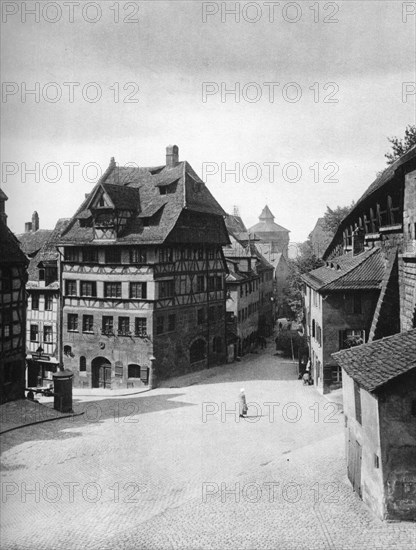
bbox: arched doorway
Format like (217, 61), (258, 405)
(91, 357), (111, 389)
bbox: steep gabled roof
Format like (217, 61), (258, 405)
(27, 219), (70, 282)
(17, 229), (53, 256)
(59, 157), (227, 246)
(332, 329), (416, 392)
(323, 145), (416, 260)
(0, 222), (28, 265)
(302, 247), (384, 292)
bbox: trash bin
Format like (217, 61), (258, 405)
(52, 370), (74, 413)
(140, 366), (149, 385)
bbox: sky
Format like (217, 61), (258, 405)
(1, 0), (415, 242)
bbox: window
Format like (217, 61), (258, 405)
(64, 345), (72, 356)
(45, 294), (53, 311)
(43, 326), (53, 343)
(354, 381), (362, 425)
(197, 275), (205, 292)
(340, 329), (365, 349)
(190, 339), (206, 363)
(353, 294), (362, 314)
(82, 315), (94, 333)
(168, 314), (176, 332)
(2, 311), (12, 338)
(130, 282), (147, 299)
(208, 306), (215, 323)
(104, 282), (122, 298)
(32, 293), (39, 310)
(30, 324), (39, 342)
(80, 356), (87, 372)
(208, 248), (215, 260)
(128, 364), (141, 378)
(197, 308), (205, 325)
(80, 281), (96, 297)
(65, 280), (77, 296)
(135, 317), (147, 336)
(156, 316), (164, 335)
(159, 248), (173, 263)
(374, 454), (379, 469)
(67, 314), (78, 331)
(118, 317), (130, 336)
(82, 247), (98, 263)
(159, 280), (174, 298)
(102, 316), (114, 335)
(312, 319), (316, 338)
(105, 247), (121, 264)
(64, 248), (80, 262)
(39, 269), (45, 281)
(130, 248), (147, 264)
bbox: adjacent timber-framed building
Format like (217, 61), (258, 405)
(0, 190), (28, 403)
(57, 146), (229, 389)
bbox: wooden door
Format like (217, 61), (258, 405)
(347, 433), (362, 498)
(99, 365), (111, 389)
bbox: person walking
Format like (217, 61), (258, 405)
(239, 388), (248, 418)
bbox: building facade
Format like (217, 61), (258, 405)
(0, 190), (28, 403)
(333, 329), (416, 521)
(18, 217), (70, 387)
(303, 146), (416, 394)
(57, 146), (229, 388)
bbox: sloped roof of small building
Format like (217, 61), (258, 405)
(332, 329), (416, 392)
(59, 157), (227, 245)
(302, 247), (384, 291)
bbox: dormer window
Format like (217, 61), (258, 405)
(39, 269), (45, 281)
(98, 196), (106, 207)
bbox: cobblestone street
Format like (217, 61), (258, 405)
(1, 343), (415, 549)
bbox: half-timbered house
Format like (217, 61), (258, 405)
(303, 145), (416, 394)
(0, 190), (28, 403)
(57, 146), (229, 389)
(18, 218), (70, 387)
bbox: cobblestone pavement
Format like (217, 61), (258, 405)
(1, 341), (415, 549)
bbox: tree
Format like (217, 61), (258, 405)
(385, 124), (416, 165)
(282, 238), (324, 320)
(321, 203), (354, 235)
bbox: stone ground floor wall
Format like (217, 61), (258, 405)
(62, 333), (153, 390)
(153, 303), (227, 379)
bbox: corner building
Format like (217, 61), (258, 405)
(58, 146), (229, 389)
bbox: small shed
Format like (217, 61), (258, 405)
(333, 329), (416, 521)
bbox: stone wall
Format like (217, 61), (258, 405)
(399, 169), (416, 331)
(378, 370), (416, 521)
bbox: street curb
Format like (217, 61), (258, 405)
(73, 388), (153, 397)
(0, 411), (85, 436)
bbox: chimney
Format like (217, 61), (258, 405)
(32, 211), (39, 232)
(25, 222), (33, 233)
(233, 205), (240, 217)
(352, 227), (365, 255)
(166, 145), (179, 167)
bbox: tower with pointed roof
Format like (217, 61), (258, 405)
(248, 206), (290, 258)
